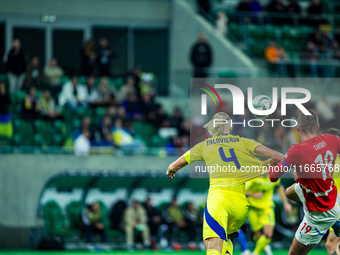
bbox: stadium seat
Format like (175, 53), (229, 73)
(247, 25), (264, 39)
(65, 201), (83, 232)
(97, 201), (111, 229)
(13, 119), (34, 146)
(42, 201), (67, 235)
(265, 25), (280, 40)
(34, 120), (54, 146)
(229, 23), (244, 41)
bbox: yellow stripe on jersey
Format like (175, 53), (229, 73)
(183, 134), (271, 188)
(333, 157), (340, 190)
(246, 176), (280, 209)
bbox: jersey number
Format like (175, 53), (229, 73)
(301, 223), (312, 234)
(314, 150), (334, 180)
(218, 147), (241, 169)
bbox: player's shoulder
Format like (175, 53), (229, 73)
(321, 133), (340, 143)
(286, 144), (302, 155)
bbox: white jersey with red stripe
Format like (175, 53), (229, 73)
(270, 134), (340, 212)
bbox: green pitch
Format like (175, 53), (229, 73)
(0, 250), (329, 255)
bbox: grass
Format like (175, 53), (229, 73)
(0, 249), (329, 255)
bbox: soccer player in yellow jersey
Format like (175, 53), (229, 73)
(166, 112), (284, 255)
(246, 175), (292, 255)
(325, 128), (340, 255)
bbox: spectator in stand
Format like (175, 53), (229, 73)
(307, 0), (326, 26)
(112, 119), (134, 148)
(190, 33), (213, 78)
(0, 81), (12, 139)
(97, 38), (115, 76)
(73, 116), (93, 140)
(285, 0), (301, 25)
(144, 198), (162, 243)
(236, 0), (252, 23)
(118, 76), (137, 102)
(104, 106), (118, 125)
(141, 93), (157, 123)
(97, 115), (113, 142)
(84, 75), (101, 106)
(216, 11), (228, 35)
(286, 0), (301, 14)
(25, 56), (43, 89)
(97, 76), (117, 106)
(22, 86), (39, 120)
(121, 93), (141, 120)
(307, 0), (322, 16)
(6, 39), (27, 93)
(215, 11), (228, 36)
(43, 58), (64, 100)
(266, 0), (286, 24)
(265, 41), (294, 77)
(59, 75), (87, 109)
(74, 128), (91, 156)
(115, 106), (126, 121)
(38, 89), (61, 120)
(170, 107), (184, 132)
(196, 0), (211, 21)
(179, 119), (190, 137)
(249, 0), (263, 23)
(81, 201), (109, 250)
(300, 41), (322, 77)
(308, 28), (332, 56)
(81, 39), (96, 76)
(122, 200), (151, 250)
(332, 41), (340, 62)
(184, 202), (202, 247)
(0, 81), (11, 114)
(153, 104), (169, 129)
(165, 198), (186, 248)
(127, 66), (142, 99)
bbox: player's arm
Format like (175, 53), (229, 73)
(166, 142), (204, 179)
(276, 185), (292, 213)
(245, 180), (264, 198)
(254, 145), (285, 164)
(166, 156), (188, 179)
(246, 190), (264, 199)
(270, 147), (296, 182)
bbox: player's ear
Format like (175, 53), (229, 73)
(297, 125), (300, 133)
(317, 124), (320, 132)
(229, 125), (232, 132)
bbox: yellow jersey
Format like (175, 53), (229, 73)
(333, 157), (340, 190)
(183, 134), (271, 189)
(246, 176), (280, 209)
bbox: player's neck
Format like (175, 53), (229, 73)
(299, 132), (317, 142)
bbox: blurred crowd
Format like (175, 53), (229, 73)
(0, 38), (190, 154)
(234, 0), (327, 26)
(81, 198), (202, 251)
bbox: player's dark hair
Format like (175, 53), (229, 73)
(326, 128), (340, 138)
(297, 109), (319, 134)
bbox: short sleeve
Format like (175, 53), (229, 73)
(183, 150), (191, 164)
(243, 138), (261, 155)
(184, 142), (204, 164)
(273, 178), (281, 187)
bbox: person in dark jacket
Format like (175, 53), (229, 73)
(25, 56), (43, 89)
(144, 198), (162, 239)
(0, 81), (11, 114)
(97, 38), (116, 76)
(190, 34), (213, 78)
(82, 201), (109, 250)
(6, 39), (27, 93)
